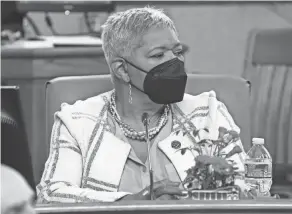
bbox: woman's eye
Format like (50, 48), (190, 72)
(151, 53), (164, 58)
(174, 50), (183, 56)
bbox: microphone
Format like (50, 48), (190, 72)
(142, 112), (149, 127)
(141, 113), (154, 200)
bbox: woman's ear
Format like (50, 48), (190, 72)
(111, 58), (130, 83)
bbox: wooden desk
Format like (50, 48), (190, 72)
(35, 200), (292, 214)
(1, 46), (109, 183)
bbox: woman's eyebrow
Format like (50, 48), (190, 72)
(148, 45), (167, 52)
(148, 42), (182, 52)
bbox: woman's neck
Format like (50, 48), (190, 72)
(114, 84), (163, 125)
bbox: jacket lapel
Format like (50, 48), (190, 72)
(159, 92), (221, 182)
(158, 131), (199, 181)
(82, 101), (131, 192)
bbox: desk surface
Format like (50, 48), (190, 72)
(35, 200), (292, 214)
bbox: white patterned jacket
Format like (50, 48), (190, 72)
(37, 90), (249, 203)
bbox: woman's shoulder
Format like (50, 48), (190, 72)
(179, 91), (216, 106)
(52, 91), (112, 149)
(183, 91), (214, 102)
(57, 90), (112, 117)
(174, 91), (221, 115)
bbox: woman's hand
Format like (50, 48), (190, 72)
(121, 179), (183, 200)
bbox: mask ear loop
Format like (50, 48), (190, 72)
(123, 58), (148, 74)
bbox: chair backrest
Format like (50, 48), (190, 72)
(43, 74), (251, 183)
(46, 74), (251, 150)
(243, 28), (292, 165)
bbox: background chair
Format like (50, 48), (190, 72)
(46, 74), (251, 148)
(243, 28), (292, 197)
(42, 74), (251, 182)
(243, 28), (292, 165)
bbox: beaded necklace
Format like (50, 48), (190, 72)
(108, 91), (169, 141)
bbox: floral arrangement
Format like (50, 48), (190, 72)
(179, 127), (243, 191)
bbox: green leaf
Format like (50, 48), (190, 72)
(181, 148), (187, 155)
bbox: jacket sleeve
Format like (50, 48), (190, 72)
(37, 116), (130, 203)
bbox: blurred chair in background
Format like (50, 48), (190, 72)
(45, 74), (251, 149)
(1, 86), (36, 192)
(243, 28), (292, 195)
(1, 87), (36, 213)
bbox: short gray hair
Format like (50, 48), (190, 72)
(101, 6), (177, 65)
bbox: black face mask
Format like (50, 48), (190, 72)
(125, 58), (188, 104)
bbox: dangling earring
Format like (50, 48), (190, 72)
(128, 84), (133, 104)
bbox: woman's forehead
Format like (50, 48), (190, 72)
(138, 27), (180, 51)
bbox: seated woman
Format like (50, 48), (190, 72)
(37, 7), (249, 203)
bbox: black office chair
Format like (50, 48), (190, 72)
(1, 86), (36, 192)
